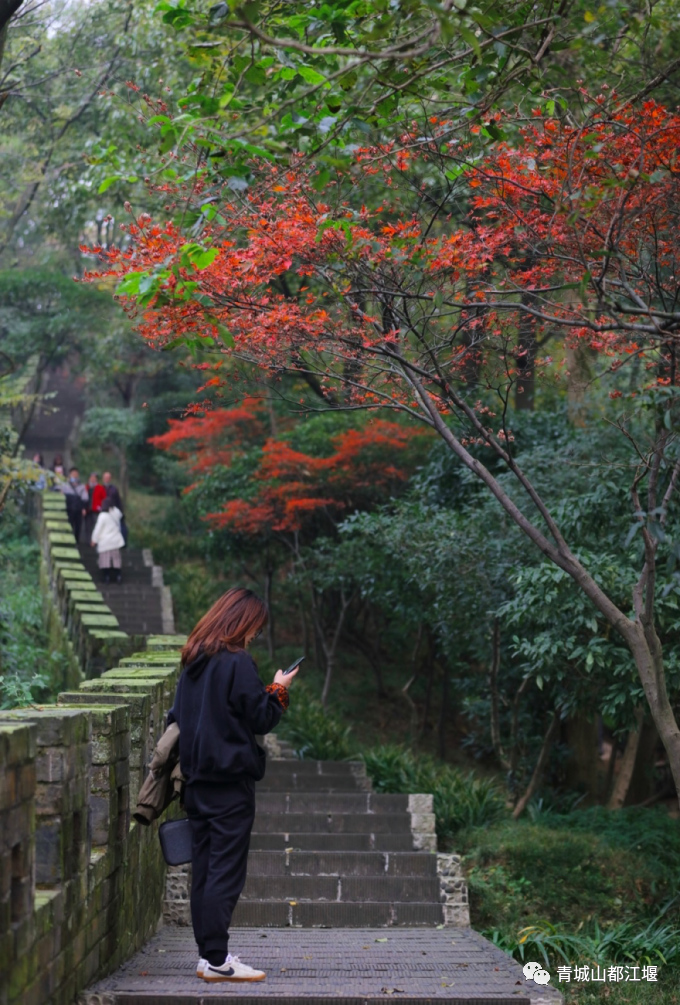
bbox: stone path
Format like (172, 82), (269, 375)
(80, 927), (562, 1004)
(78, 543), (174, 637)
(86, 749), (563, 1004)
(164, 757), (453, 929)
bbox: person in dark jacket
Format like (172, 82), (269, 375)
(167, 587), (298, 984)
(102, 470), (124, 510)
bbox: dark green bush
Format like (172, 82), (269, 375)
(0, 505), (64, 707)
(363, 744), (506, 838)
(279, 683), (355, 760)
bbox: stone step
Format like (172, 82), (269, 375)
(250, 833), (416, 852)
(264, 760), (367, 775)
(230, 901), (444, 927)
(253, 813), (413, 835)
(257, 778), (373, 792)
(240, 875), (442, 903)
(255, 793), (411, 813)
(81, 927), (549, 1005)
(248, 851), (437, 877)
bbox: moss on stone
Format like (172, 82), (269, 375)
(51, 546), (81, 560)
(146, 635), (188, 650)
(48, 532), (76, 545)
(59, 570), (93, 582)
(119, 653), (182, 666)
(80, 614), (119, 628)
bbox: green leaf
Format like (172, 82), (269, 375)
(98, 177), (119, 194)
(458, 25), (481, 59)
(298, 65), (327, 86)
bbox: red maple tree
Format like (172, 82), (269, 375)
(151, 402), (423, 536)
(84, 97), (680, 804)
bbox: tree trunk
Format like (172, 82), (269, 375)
(263, 562), (276, 660)
(114, 444), (128, 503)
(438, 666), (449, 761)
(607, 707), (644, 809)
(512, 712), (560, 819)
(489, 618), (510, 771)
(320, 588), (353, 708)
(602, 735), (619, 803)
(623, 622), (680, 812)
(395, 362), (680, 810)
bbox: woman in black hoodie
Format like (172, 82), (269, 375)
(167, 587), (298, 983)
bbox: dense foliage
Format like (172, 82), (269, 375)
(3, 2), (680, 997)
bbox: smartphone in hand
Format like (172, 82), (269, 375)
(283, 656), (305, 675)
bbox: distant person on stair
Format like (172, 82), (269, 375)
(90, 497), (125, 583)
(167, 589), (299, 984)
(85, 472), (106, 541)
(58, 467), (88, 541)
(102, 471), (124, 510)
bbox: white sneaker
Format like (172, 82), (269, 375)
(196, 958), (208, 978)
(202, 953), (266, 982)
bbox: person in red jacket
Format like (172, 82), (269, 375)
(85, 472), (106, 542)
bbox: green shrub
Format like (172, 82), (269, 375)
(362, 744), (506, 839)
(0, 505), (63, 707)
(486, 914), (680, 970)
(462, 817), (679, 936)
(279, 683), (355, 760)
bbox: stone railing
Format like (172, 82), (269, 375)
(38, 491), (141, 678)
(0, 637), (184, 1005)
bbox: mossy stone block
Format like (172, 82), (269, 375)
(74, 603), (112, 615)
(0, 722), (37, 763)
(90, 630), (129, 640)
(65, 581), (98, 593)
(51, 546), (81, 560)
(48, 532), (76, 545)
(146, 634), (187, 650)
(0, 708), (90, 746)
(102, 668), (176, 679)
(70, 590), (103, 602)
(119, 653), (181, 667)
(80, 613), (119, 628)
(58, 570), (93, 583)
(81, 679), (164, 702)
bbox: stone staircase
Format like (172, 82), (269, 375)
(167, 742), (469, 929)
(78, 543), (174, 637)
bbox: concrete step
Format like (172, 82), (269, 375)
(241, 876), (442, 903)
(256, 792), (411, 813)
(231, 900), (444, 927)
(81, 926), (549, 1004)
(253, 813), (413, 834)
(264, 761), (367, 776)
(248, 851), (437, 877)
(250, 833), (416, 852)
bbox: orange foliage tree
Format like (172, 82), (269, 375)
(150, 402), (424, 694)
(85, 98), (680, 803)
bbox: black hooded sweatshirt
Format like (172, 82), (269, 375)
(167, 649), (284, 783)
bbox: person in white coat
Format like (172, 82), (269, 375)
(91, 497), (125, 583)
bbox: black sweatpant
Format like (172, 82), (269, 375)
(184, 777), (256, 959)
(67, 507), (82, 543)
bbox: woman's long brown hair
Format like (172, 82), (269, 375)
(181, 587), (268, 666)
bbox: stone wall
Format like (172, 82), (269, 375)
(38, 492), (141, 678)
(0, 639), (184, 1005)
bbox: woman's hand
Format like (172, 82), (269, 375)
(274, 667), (299, 687)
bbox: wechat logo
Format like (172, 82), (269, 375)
(523, 962), (551, 985)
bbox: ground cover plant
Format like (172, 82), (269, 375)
(0, 503), (66, 707)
